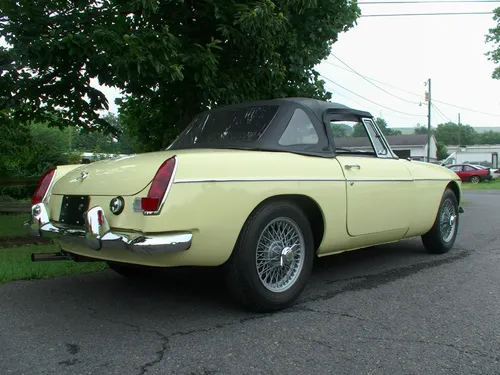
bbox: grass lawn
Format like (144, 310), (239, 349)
(0, 214), (30, 238)
(0, 243), (108, 284)
(461, 178), (500, 190)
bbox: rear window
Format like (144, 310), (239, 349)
(171, 105), (279, 148)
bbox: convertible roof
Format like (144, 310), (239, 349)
(211, 97), (373, 120)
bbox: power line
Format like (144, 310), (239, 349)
(325, 84), (424, 119)
(322, 58), (500, 117)
(432, 98), (500, 117)
(323, 60), (424, 98)
(360, 11), (494, 17)
(433, 103), (452, 123)
(329, 54), (421, 105)
(359, 1), (500, 4)
(319, 74), (426, 116)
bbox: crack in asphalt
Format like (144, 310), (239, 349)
(78, 250), (473, 375)
(357, 336), (500, 362)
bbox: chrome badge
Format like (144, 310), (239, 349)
(78, 171), (89, 181)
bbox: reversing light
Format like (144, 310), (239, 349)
(140, 156), (177, 213)
(31, 168), (56, 205)
(109, 196), (125, 215)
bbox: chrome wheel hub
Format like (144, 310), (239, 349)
(440, 200), (457, 243)
(255, 217), (305, 293)
(280, 246), (295, 267)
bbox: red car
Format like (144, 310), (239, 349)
(447, 164), (492, 184)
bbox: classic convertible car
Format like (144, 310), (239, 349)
(25, 98), (463, 312)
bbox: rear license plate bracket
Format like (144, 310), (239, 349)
(59, 195), (90, 226)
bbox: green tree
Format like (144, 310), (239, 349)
(434, 122), (478, 145)
(375, 117), (402, 136)
(478, 130), (500, 145)
(436, 141), (449, 160)
(0, 0), (361, 151)
(414, 125), (429, 135)
(486, 8), (500, 79)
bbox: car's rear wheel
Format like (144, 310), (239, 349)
(421, 188), (459, 254)
(470, 175), (480, 184)
(224, 200), (314, 312)
(107, 261), (153, 279)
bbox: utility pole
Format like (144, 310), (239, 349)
(425, 78), (432, 162)
(458, 113), (461, 149)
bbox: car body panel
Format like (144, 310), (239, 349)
(335, 156), (414, 236)
(29, 98), (462, 269)
(41, 148), (460, 267)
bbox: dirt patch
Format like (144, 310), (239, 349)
(0, 236), (52, 249)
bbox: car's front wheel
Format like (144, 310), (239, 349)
(421, 188), (459, 254)
(224, 200), (314, 312)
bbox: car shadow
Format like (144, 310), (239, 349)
(58, 238), (431, 315)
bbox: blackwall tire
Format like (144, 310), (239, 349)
(224, 200), (315, 312)
(421, 188), (459, 254)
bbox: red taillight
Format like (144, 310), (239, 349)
(141, 156), (176, 212)
(97, 210), (104, 226)
(31, 168), (56, 205)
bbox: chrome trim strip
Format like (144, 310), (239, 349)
(24, 203), (192, 255)
(413, 178), (459, 182)
(174, 177), (346, 183)
(346, 178), (414, 182)
(143, 155), (179, 216)
(175, 177), (457, 183)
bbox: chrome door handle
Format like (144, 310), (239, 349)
(345, 164), (361, 169)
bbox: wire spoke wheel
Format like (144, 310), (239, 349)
(440, 199), (457, 243)
(255, 217), (305, 293)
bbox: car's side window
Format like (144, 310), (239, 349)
(278, 109), (319, 146)
(362, 118), (390, 157)
(329, 118), (387, 157)
(463, 166), (476, 172)
(450, 166), (463, 172)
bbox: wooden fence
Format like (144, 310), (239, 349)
(0, 177), (40, 214)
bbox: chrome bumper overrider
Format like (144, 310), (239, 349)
(24, 203), (192, 255)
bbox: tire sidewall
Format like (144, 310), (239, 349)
(435, 190), (459, 250)
(236, 202), (314, 307)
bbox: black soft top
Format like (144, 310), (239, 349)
(168, 97), (374, 158)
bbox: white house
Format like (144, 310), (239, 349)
(385, 134), (438, 162)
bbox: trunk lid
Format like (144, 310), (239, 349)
(51, 151), (177, 196)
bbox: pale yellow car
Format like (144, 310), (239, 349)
(25, 98), (463, 312)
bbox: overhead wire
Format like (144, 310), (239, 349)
(321, 58), (500, 118)
(329, 54), (422, 105)
(360, 12), (494, 17)
(319, 74), (426, 117)
(358, 0), (500, 4)
(433, 103), (453, 123)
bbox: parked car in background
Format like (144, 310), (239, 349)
(471, 165), (500, 180)
(447, 164), (493, 183)
(25, 98), (464, 312)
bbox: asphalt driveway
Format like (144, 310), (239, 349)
(0, 190), (499, 375)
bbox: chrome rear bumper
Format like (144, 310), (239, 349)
(24, 203), (192, 255)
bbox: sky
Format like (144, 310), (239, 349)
(3, 1), (500, 130)
(316, 0), (500, 129)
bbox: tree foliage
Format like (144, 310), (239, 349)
(486, 7), (500, 79)
(434, 122), (478, 145)
(1, 0), (361, 151)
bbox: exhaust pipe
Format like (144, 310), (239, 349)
(31, 252), (73, 262)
